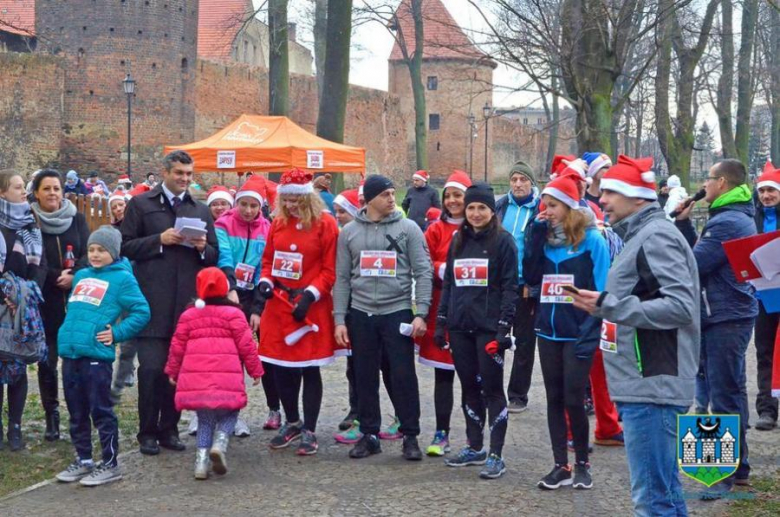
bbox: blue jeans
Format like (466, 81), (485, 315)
(702, 319), (753, 484)
(617, 402), (689, 517)
(694, 352), (709, 410)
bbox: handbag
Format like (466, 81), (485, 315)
(0, 272), (47, 364)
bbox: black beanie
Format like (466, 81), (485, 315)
(464, 182), (496, 212)
(363, 174), (394, 204)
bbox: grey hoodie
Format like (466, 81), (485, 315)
(593, 203), (700, 407)
(333, 208), (432, 325)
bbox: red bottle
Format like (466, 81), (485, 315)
(63, 245), (76, 269)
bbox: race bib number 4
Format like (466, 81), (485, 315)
(70, 278), (109, 307)
(453, 258), (488, 287)
(272, 251), (303, 280)
(600, 320), (618, 353)
(540, 274), (575, 304)
(360, 251), (397, 277)
(235, 262), (257, 289)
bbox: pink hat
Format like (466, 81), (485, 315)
(235, 181), (265, 205)
(542, 175), (582, 209)
(757, 161), (780, 191)
(444, 170), (472, 192)
(600, 155), (656, 200)
(278, 168), (314, 195)
(333, 189), (360, 217)
(207, 186), (234, 207)
(413, 170), (429, 182)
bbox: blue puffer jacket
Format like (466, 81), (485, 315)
(58, 258), (151, 362)
(496, 190), (540, 285)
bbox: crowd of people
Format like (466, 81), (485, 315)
(0, 149), (778, 517)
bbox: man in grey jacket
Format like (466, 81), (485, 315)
(570, 157), (700, 516)
(334, 174), (433, 461)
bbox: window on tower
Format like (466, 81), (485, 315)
(427, 76), (438, 90)
(429, 114), (440, 131)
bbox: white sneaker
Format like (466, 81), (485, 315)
(56, 460), (94, 483)
(79, 463), (122, 486)
(187, 414), (198, 436)
(234, 417), (251, 437)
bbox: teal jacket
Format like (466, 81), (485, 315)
(58, 258), (151, 362)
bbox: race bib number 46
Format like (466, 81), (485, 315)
(540, 274), (575, 304)
(70, 278), (109, 306)
(600, 320), (617, 353)
(453, 258), (488, 287)
(360, 251), (397, 277)
(272, 251), (303, 280)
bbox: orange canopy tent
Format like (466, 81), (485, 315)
(164, 115), (365, 174)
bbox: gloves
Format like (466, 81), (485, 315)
(292, 291), (316, 322)
(258, 281), (274, 300)
(487, 321), (513, 354)
(433, 315), (449, 350)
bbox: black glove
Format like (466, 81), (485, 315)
(495, 321), (513, 352)
(292, 291), (316, 322)
(434, 316), (449, 349)
(258, 281), (274, 300)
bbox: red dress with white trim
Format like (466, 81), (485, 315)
(258, 214), (340, 367)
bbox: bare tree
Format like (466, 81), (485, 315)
(316, 0), (353, 144)
(314, 0), (328, 102)
(269, 0), (290, 115)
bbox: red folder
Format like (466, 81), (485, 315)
(723, 230), (780, 283)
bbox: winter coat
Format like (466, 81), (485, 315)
(755, 203), (778, 234)
(57, 258), (150, 362)
(64, 180), (91, 197)
(120, 185), (219, 339)
(438, 225), (519, 334)
(165, 304), (264, 411)
(402, 185), (441, 229)
(333, 208), (433, 325)
(496, 190), (540, 285)
(594, 203), (700, 407)
(664, 186), (689, 219)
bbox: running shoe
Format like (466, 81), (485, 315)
(79, 463), (122, 486)
(538, 464), (572, 490)
(573, 461), (593, 489)
(334, 420), (363, 444)
(426, 430), (450, 456)
(263, 410), (282, 430)
(269, 422), (302, 449)
(56, 460), (94, 483)
(402, 436), (423, 461)
(445, 446), (487, 467)
(378, 417), (402, 440)
(349, 433), (382, 458)
(479, 454), (507, 479)
(339, 411), (358, 431)
(234, 417), (251, 437)
(507, 400), (528, 413)
(296, 430), (319, 456)
(594, 431), (624, 446)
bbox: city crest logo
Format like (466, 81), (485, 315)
(677, 414), (740, 487)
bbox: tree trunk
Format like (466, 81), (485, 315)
(314, 0), (328, 103)
(734, 0), (759, 164)
(716, 0), (736, 158)
(771, 7), (780, 164)
(407, 0), (428, 170)
(546, 85), (559, 174)
(268, 0), (289, 116)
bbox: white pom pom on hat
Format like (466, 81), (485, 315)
(640, 171), (656, 183)
(195, 299), (206, 309)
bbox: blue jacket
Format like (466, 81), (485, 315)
(496, 190), (540, 285)
(58, 258), (151, 362)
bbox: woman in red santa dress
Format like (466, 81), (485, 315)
(416, 170), (472, 457)
(257, 168), (339, 456)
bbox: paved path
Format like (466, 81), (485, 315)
(5, 345), (778, 516)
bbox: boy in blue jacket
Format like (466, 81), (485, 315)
(55, 226), (150, 487)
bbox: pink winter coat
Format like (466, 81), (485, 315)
(164, 304), (264, 411)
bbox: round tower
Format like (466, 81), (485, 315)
(35, 0), (199, 178)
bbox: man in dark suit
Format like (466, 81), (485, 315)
(121, 150), (218, 455)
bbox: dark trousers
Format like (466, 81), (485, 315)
(538, 337), (594, 465)
(507, 296), (537, 404)
(349, 309), (420, 436)
(62, 358), (119, 466)
(275, 366), (322, 432)
(434, 368), (455, 432)
(449, 331), (508, 456)
(136, 338), (180, 441)
(113, 340), (137, 390)
(346, 353), (396, 417)
(755, 305), (779, 420)
(0, 373), (28, 426)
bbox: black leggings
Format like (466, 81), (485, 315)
(449, 331), (507, 456)
(261, 362), (280, 412)
(434, 368), (454, 433)
(1, 373), (28, 426)
(538, 337), (594, 465)
(274, 366), (322, 432)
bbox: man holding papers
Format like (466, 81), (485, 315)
(121, 150), (218, 455)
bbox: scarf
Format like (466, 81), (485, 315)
(709, 184), (752, 210)
(0, 198), (43, 272)
(547, 208), (598, 248)
(31, 199), (78, 235)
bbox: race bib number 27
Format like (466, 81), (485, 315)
(70, 278), (109, 307)
(540, 274), (575, 304)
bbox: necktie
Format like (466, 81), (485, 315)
(172, 196), (182, 211)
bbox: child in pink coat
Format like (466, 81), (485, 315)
(165, 267), (264, 480)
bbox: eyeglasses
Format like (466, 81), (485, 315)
(706, 176), (722, 181)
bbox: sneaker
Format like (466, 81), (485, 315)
(584, 396), (595, 416)
(187, 414), (198, 436)
(349, 433), (382, 459)
(56, 460), (94, 483)
(402, 435), (423, 461)
(507, 400), (528, 413)
(567, 440), (594, 453)
(426, 430), (451, 456)
(339, 411), (358, 431)
(334, 421), (363, 444)
(573, 462), (593, 489)
(755, 413), (777, 431)
(263, 410), (282, 431)
(234, 417), (251, 437)
(269, 422), (302, 449)
(378, 417), (402, 440)
(594, 432), (624, 446)
(123, 373), (135, 387)
(296, 430), (318, 456)
(538, 464), (573, 490)
(445, 446), (488, 467)
(79, 463), (122, 486)
(479, 453), (507, 479)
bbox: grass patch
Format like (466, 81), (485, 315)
(726, 470), (780, 516)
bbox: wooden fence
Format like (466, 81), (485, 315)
(67, 194), (112, 232)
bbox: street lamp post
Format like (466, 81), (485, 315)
(468, 114), (475, 179)
(483, 101), (492, 182)
(123, 73), (136, 182)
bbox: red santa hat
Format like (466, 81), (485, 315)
(757, 161), (780, 191)
(333, 189), (360, 218)
(542, 175), (582, 210)
(426, 207), (442, 222)
(207, 185), (235, 207)
(600, 155), (657, 200)
(278, 168), (314, 195)
(413, 170), (429, 183)
(235, 181), (265, 205)
(272, 291), (320, 346)
(194, 267), (230, 309)
(117, 174), (132, 185)
(108, 193), (126, 206)
(444, 170), (472, 192)
(128, 183), (151, 197)
(552, 157), (591, 185)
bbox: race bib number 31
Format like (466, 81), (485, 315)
(600, 320), (617, 353)
(540, 274), (575, 304)
(453, 258), (488, 287)
(70, 278), (109, 306)
(360, 251), (397, 277)
(272, 251), (303, 280)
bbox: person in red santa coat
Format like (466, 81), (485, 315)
(256, 168), (339, 456)
(416, 170), (471, 457)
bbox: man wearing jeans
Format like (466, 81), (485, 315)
(571, 156), (700, 516)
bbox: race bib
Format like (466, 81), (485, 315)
(453, 258), (488, 287)
(540, 274), (575, 304)
(600, 320), (617, 353)
(272, 251), (303, 280)
(360, 251), (397, 277)
(235, 262), (257, 290)
(70, 278), (109, 307)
